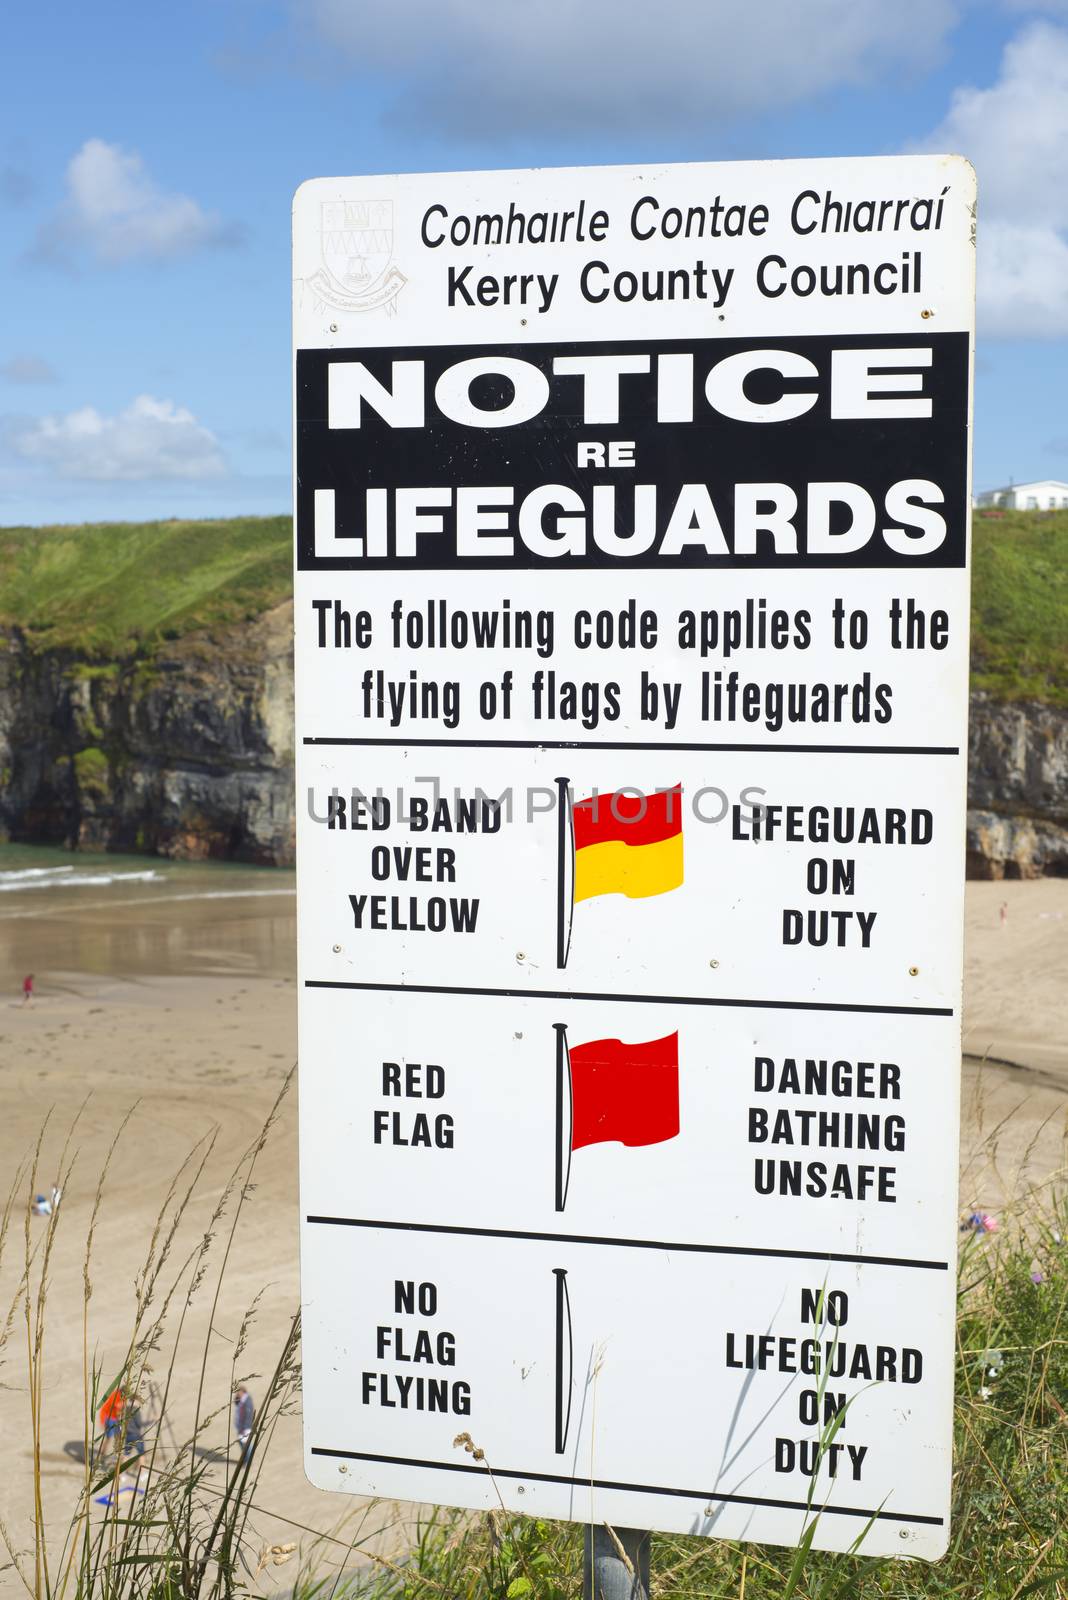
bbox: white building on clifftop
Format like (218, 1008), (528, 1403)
(975, 479), (1068, 510)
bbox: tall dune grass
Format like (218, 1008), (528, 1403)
(1, 1081), (309, 1597)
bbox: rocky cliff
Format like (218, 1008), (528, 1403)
(0, 607), (1065, 875)
(967, 693), (1068, 878)
(0, 602), (295, 865)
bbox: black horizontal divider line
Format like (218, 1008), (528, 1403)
(304, 978), (953, 1018)
(308, 1447), (944, 1526)
(304, 1214), (948, 1272)
(302, 736), (959, 755)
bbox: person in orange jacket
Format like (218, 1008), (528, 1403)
(98, 1387), (146, 1468)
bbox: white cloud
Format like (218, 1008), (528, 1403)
(925, 23), (1068, 225)
(918, 21), (1068, 334)
(1, 354), (58, 384)
(35, 139), (242, 265)
(978, 219), (1068, 335)
(9, 395), (227, 481)
(299, 0), (960, 133)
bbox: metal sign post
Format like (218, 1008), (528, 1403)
(294, 154), (975, 1563)
(585, 1526), (650, 1600)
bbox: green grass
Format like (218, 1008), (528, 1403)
(0, 512), (1066, 707)
(0, 517), (292, 657)
(971, 512), (1068, 708)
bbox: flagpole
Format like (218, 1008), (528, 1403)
(554, 776), (573, 970)
(553, 1022), (572, 1212)
(552, 1267), (572, 1456)
(550, 781), (649, 1600)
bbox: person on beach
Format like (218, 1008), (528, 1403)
(99, 1387), (125, 1457)
(21, 974), (34, 1004)
(99, 1387), (146, 1474)
(233, 1386), (254, 1463)
(31, 1185), (61, 1217)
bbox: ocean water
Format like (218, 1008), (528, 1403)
(0, 843), (296, 984)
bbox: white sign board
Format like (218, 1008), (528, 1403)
(294, 156), (974, 1560)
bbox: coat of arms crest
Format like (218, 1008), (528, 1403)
(307, 200), (407, 315)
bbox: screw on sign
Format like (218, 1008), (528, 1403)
(293, 154), (975, 1576)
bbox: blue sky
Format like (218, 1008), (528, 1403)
(2, 0), (1067, 525)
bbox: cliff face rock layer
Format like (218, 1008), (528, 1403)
(0, 603), (295, 866)
(967, 693), (1068, 878)
(0, 611), (1065, 876)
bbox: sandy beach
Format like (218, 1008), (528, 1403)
(0, 849), (1064, 1583)
(0, 851), (395, 1583)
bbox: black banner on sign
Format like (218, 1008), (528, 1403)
(295, 332), (968, 571)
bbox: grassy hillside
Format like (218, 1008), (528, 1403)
(0, 515), (291, 655)
(0, 512), (1065, 703)
(971, 510), (1068, 706)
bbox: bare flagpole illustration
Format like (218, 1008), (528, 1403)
(552, 1268), (573, 1456)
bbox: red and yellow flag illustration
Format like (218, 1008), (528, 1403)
(572, 784), (683, 903)
(569, 1030), (680, 1150)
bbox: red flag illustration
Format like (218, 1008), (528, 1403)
(570, 1032), (680, 1149)
(553, 1024), (679, 1210)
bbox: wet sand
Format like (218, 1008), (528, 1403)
(0, 850), (1064, 1578)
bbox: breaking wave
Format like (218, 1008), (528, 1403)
(0, 866), (165, 893)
